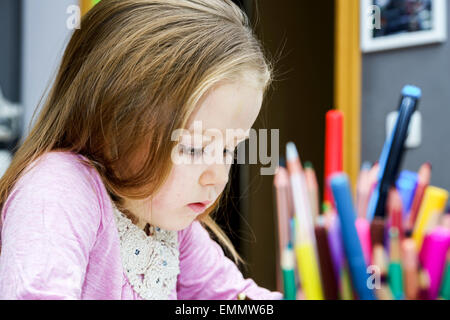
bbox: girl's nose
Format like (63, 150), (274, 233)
(199, 163), (229, 187)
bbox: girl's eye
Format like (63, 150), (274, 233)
(179, 144), (237, 161)
(179, 144), (203, 157)
(223, 148), (238, 164)
(223, 148), (238, 161)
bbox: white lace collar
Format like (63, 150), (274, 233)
(112, 204), (180, 300)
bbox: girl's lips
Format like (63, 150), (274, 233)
(187, 201), (210, 214)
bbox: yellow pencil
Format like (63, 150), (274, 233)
(286, 142), (323, 300)
(295, 243), (323, 299)
(412, 186), (448, 249)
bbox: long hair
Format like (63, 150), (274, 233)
(0, 0), (272, 264)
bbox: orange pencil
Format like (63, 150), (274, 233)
(304, 162), (320, 222)
(402, 239), (419, 300)
(356, 162), (372, 218)
(406, 163), (432, 234)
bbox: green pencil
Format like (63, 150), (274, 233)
(439, 251), (450, 300)
(388, 228), (404, 300)
(282, 244), (297, 300)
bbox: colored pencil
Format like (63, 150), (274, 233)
(324, 110), (343, 207)
(388, 228), (404, 299)
(330, 173), (375, 300)
(402, 238), (419, 300)
(356, 162), (372, 219)
(286, 142), (323, 300)
(281, 244), (297, 300)
(388, 187), (404, 242)
(274, 166), (292, 292)
(412, 186), (449, 249)
(315, 219), (339, 300)
(305, 162), (320, 222)
(406, 163), (432, 233)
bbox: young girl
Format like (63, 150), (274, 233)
(0, 0), (282, 300)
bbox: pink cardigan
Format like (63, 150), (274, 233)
(0, 151), (282, 300)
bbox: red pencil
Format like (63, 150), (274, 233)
(406, 163), (432, 234)
(324, 110), (343, 207)
(388, 187), (404, 242)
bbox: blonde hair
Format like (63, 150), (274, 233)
(0, 0), (272, 264)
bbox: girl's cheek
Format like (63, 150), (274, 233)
(175, 164), (203, 185)
(151, 178), (186, 208)
(153, 165), (202, 209)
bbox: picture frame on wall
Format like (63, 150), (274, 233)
(361, 0), (447, 52)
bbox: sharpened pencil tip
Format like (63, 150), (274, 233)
(286, 142), (298, 161)
(304, 161), (313, 169)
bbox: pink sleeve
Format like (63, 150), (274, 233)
(176, 220), (282, 300)
(0, 155), (102, 299)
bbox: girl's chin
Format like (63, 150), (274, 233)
(157, 215), (197, 232)
(152, 207), (204, 232)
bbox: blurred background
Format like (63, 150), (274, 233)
(1, 0), (449, 291)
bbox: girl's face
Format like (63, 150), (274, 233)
(124, 80), (263, 231)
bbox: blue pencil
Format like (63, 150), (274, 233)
(330, 173), (376, 300)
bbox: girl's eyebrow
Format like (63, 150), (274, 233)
(186, 128), (250, 140)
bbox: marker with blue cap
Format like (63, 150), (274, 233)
(367, 85), (422, 221)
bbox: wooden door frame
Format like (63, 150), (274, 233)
(334, 0), (361, 188)
(80, 0), (96, 16)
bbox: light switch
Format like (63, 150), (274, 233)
(386, 111), (422, 149)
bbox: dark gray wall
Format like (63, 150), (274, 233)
(0, 0), (22, 103)
(362, 4), (450, 205)
(0, 0), (22, 150)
